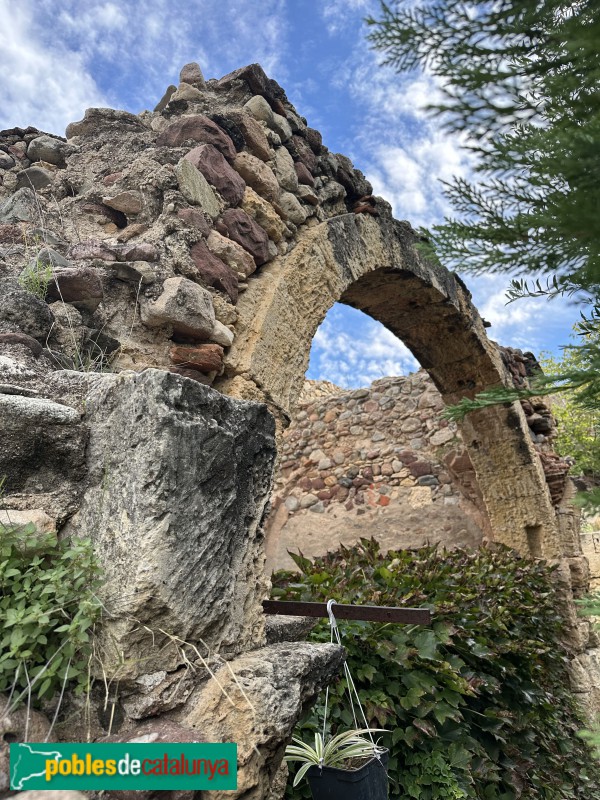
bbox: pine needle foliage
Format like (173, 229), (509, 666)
(366, 0), (600, 446)
(366, 0), (600, 284)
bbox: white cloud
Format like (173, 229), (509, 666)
(467, 273), (581, 354)
(0, 0), (107, 133)
(0, 0), (288, 134)
(309, 307), (419, 387)
(321, 0), (375, 35)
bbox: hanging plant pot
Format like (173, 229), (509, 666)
(306, 748), (389, 800)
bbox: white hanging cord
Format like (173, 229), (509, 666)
(320, 599), (337, 763)
(322, 600), (381, 760)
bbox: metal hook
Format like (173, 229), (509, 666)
(326, 598), (338, 630)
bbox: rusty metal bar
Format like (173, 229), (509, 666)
(262, 600), (431, 625)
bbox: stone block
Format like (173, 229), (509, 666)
(190, 240), (238, 302)
(185, 143), (246, 207)
(68, 370), (276, 679)
(207, 230), (256, 278)
(140, 276), (215, 339)
(233, 151), (280, 203)
(46, 267), (104, 311)
(219, 208), (270, 266)
(170, 343), (224, 373)
(241, 186), (286, 243)
(157, 115), (236, 161)
(175, 158), (221, 219)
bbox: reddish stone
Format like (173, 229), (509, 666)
(292, 135), (318, 174)
(190, 240), (238, 303)
(305, 127), (323, 154)
(8, 142), (27, 159)
(272, 98), (287, 117)
(311, 478), (326, 490)
(46, 267), (103, 310)
(70, 240), (118, 261)
(225, 111), (272, 162)
(317, 490), (332, 501)
(156, 115), (236, 161)
(397, 450), (417, 464)
(219, 208), (270, 266)
(169, 366), (213, 385)
(378, 494), (391, 507)
(185, 144), (245, 206)
(177, 207), (212, 237)
(180, 62), (206, 88)
(217, 63), (270, 95)
(0, 331), (43, 357)
(217, 63), (285, 106)
(103, 172), (123, 186)
(119, 241), (158, 262)
(298, 477), (312, 491)
(170, 343), (224, 372)
(409, 460), (434, 478)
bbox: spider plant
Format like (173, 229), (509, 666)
(284, 728), (388, 787)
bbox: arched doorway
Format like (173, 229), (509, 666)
(215, 211), (560, 558)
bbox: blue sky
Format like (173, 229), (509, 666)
(0, 0), (582, 388)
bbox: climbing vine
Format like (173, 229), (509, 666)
(272, 540), (600, 799)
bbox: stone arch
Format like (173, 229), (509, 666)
(216, 210), (561, 558)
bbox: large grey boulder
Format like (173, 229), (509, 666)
(27, 135), (68, 167)
(0, 391), (87, 522)
(67, 369), (276, 680)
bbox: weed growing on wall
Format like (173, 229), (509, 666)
(0, 521), (101, 708)
(18, 259), (53, 300)
(272, 540), (600, 799)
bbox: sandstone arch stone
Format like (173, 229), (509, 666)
(215, 211), (560, 557)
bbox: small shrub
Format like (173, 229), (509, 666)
(272, 539), (600, 799)
(0, 521), (102, 706)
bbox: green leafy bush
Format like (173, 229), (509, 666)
(0, 521), (101, 706)
(272, 540), (600, 799)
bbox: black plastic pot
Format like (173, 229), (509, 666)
(306, 748), (389, 800)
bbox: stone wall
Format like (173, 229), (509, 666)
(266, 361), (573, 571)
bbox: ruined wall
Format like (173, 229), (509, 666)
(267, 358), (572, 572)
(0, 60), (597, 793)
(0, 61), (563, 560)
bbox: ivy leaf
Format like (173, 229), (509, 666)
(412, 718), (437, 738)
(413, 630), (439, 660)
